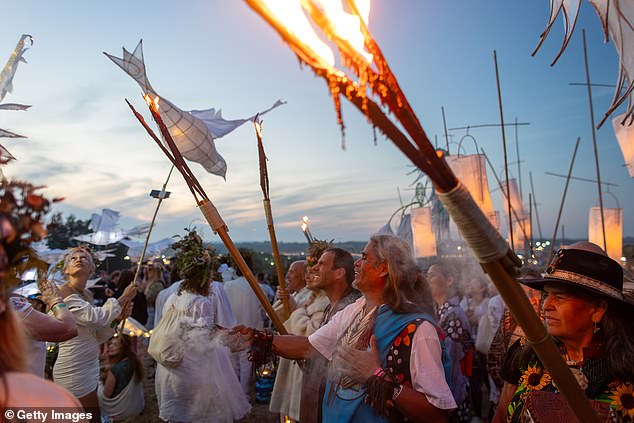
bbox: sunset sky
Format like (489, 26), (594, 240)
(1, 1), (631, 245)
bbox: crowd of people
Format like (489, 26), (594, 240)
(1, 180), (634, 422)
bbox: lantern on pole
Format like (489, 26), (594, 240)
(502, 178), (531, 252)
(588, 193), (622, 262)
(410, 206), (437, 258)
(445, 135), (497, 230)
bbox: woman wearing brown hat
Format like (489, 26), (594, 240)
(493, 242), (634, 422)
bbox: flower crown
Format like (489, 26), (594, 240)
(307, 238), (335, 267)
(172, 228), (215, 288)
(0, 178), (62, 288)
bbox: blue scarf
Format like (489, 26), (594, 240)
(322, 305), (442, 423)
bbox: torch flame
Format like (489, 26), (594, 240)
(313, 0), (372, 63)
(260, 0), (335, 66)
(258, 0), (372, 67)
(144, 93), (160, 112)
(254, 120), (263, 138)
(302, 216), (309, 223)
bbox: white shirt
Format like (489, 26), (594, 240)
(308, 297), (457, 410)
(9, 296), (46, 377)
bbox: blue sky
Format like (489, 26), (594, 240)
(1, 1), (631, 244)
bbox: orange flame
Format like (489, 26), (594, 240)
(258, 0), (372, 67)
(254, 120), (263, 138)
(301, 216), (309, 232)
(144, 94), (160, 112)
(260, 0), (334, 65)
(315, 0), (372, 63)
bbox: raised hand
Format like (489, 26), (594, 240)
(227, 325), (256, 352)
(119, 283), (137, 304)
(39, 279), (63, 310)
(333, 334), (381, 383)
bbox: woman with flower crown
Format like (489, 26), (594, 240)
(493, 242), (634, 423)
(153, 229), (250, 423)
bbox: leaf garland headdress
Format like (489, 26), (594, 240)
(307, 238), (335, 268)
(172, 228), (215, 288)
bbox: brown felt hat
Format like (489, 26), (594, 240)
(520, 243), (624, 302)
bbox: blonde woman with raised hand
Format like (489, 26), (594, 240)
(53, 246), (136, 422)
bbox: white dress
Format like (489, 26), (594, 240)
(223, 276), (265, 394)
(155, 290), (250, 423)
(53, 294), (121, 398)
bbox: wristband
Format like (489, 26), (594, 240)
(373, 367), (385, 378)
(51, 302), (67, 314)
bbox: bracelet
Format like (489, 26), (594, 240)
(248, 329), (275, 368)
(48, 299), (63, 309)
(373, 367), (385, 378)
(391, 383), (404, 401)
(51, 302), (67, 314)
(365, 371), (399, 416)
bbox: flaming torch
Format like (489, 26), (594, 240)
(243, 1), (597, 420)
(254, 117), (290, 320)
(127, 94), (287, 335)
(300, 215), (314, 243)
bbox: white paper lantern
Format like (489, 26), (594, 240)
(588, 207), (622, 262)
(410, 207), (436, 258)
(446, 154), (497, 228)
(501, 179), (531, 251)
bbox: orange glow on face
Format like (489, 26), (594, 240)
(258, 0), (372, 67)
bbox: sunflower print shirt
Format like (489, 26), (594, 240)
(500, 339), (634, 422)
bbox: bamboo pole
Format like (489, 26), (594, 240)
(264, 200), (289, 319)
(481, 149), (531, 243)
(494, 51), (514, 252)
(202, 200), (287, 334)
(254, 118), (290, 319)
(441, 106), (450, 152)
(529, 172), (544, 239)
(515, 117), (523, 199)
(582, 30), (607, 252)
(132, 165), (175, 286)
(548, 137), (581, 264)
(529, 193), (533, 259)
(126, 99), (287, 335)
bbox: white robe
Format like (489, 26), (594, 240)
(269, 290), (329, 420)
(223, 276), (266, 394)
(155, 291), (250, 423)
